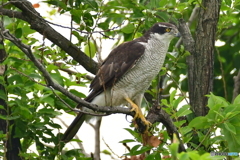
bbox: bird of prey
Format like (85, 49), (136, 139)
(62, 22), (180, 142)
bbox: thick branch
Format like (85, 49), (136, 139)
(146, 103), (186, 152)
(175, 5), (199, 48)
(0, 0), (98, 74)
(2, 29), (132, 116)
(178, 19), (195, 54)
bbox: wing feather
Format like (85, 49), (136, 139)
(85, 38), (146, 102)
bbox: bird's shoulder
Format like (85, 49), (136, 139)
(104, 37), (147, 64)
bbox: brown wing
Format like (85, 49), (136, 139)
(85, 38), (146, 102)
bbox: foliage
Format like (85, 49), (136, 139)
(1, 0), (240, 159)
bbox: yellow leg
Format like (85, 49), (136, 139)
(125, 97), (151, 132)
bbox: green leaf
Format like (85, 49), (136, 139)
(0, 90), (7, 101)
(145, 154), (155, 160)
(188, 151), (201, 160)
(69, 89), (86, 98)
(71, 31), (86, 43)
(176, 105), (192, 117)
(233, 94), (240, 104)
(205, 104), (223, 121)
(225, 0), (232, 7)
(8, 74), (23, 85)
(121, 23), (135, 34)
(119, 139), (136, 143)
(223, 104), (240, 119)
(15, 28), (22, 38)
(0, 114), (8, 120)
(41, 96), (55, 107)
(166, 53), (176, 60)
(169, 90), (177, 107)
(179, 126), (192, 135)
(131, 146), (152, 155)
(83, 12), (94, 27)
(128, 144), (141, 155)
(174, 120), (186, 128)
(221, 123), (240, 151)
(84, 41), (96, 58)
(0, 105), (5, 110)
(0, 44), (4, 49)
(182, 134), (192, 143)
(83, 0), (98, 9)
(155, 12), (170, 22)
(188, 116), (210, 129)
(169, 134), (180, 159)
(159, 0), (168, 6)
(224, 122), (236, 135)
(50, 72), (64, 86)
(178, 152), (189, 160)
(15, 120), (28, 137)
(177, 63), (187, 69)
(19, 106), (33, 119)
(101, 150), (111, 155)
(98, 22), (109, 30)
(173, 96), (184, 110)
(169, 142), (179, 159)
(207, 93), (229, 108)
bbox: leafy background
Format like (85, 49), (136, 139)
(1, 0), (240, 160)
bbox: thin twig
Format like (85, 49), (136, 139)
(102, 138), (120, 160)
(166, 72), (189, 105)
(216, 48), (228, 99)
(194, 128), (212, 150)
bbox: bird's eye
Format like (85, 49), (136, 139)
(165, 28), (171, 32)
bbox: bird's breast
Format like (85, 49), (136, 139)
(111, 39), (169, 105)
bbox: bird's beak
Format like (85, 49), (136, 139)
(175, 32), (181, 37)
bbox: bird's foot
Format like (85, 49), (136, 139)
(125, 98), (152, 133)
(134, 114), (152, 133)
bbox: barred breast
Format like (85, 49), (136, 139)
(110, 34), (170, 106)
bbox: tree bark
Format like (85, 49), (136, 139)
(0, 39), (22, 160)
(187, 0), (221, 116)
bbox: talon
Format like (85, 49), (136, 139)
(125, 97), (152, 133)
(130, 105), (140, 121)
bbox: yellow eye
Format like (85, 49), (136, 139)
(166, 28), (171, 32)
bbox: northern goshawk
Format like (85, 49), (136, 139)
(62, 22), (180, 142)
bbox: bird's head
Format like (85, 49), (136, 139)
(145, 22), (181, 41)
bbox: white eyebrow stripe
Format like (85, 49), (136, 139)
(158, 23), (175, 28)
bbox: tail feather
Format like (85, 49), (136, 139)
(61, 112), (86, 143)
(61, 92), (103, 142)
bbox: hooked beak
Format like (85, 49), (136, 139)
(175, 32), (181, 37)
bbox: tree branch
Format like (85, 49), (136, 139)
(2, 29), (132, 116)
(0, 0), (98, 74)
(178, 19), (195, 54)
(175, 5), (199, 48)
(146, 103), (186, 152)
